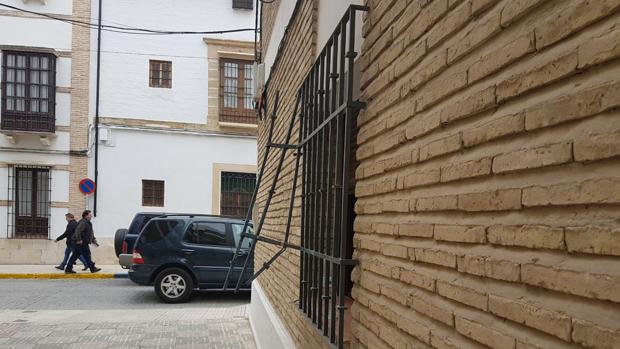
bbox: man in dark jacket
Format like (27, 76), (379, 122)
(65, 210), (101, 274)
(54, 213), (88, 270)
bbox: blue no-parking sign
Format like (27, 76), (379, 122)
(79, 178), (96, 195)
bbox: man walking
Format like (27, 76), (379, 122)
(65, 210), (101, 274)
(54, 213), (88, 271)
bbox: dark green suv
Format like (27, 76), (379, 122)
(128, 215), (254, 303)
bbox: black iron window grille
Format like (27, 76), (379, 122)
(142, 180), (165, 207)
(149, 60), (172, 88)
(232, 0), (253, 10)
(219, 58), (257, 124)
(223, 6), (368, 349)
(221, 172), (257, 217)
(1, 51), (56, 133)
(7, 165), (52, 239)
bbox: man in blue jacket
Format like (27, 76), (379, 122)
(54, 213), (88, 271)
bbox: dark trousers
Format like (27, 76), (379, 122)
(59, 243), (88, 268)
(66, 243), (95, 272)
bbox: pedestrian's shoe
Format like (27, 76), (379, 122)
(90, 267), (101, 273)
(65, 270), (76, 274)
(54, 266), (64, 270)
(82, 266), (89, 271)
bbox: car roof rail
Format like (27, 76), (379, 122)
(150, 213), (252, 220)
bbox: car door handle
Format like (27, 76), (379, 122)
(181, 249), (195, 254)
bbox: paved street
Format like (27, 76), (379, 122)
(0, 279), (256, 349)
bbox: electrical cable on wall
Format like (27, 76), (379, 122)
(0, 3), (255, 35)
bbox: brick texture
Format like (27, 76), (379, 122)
(258, 0), (620, 349)
(69, 0), (91, 215)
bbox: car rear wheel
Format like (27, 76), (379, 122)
(154, 268), (194, 303)
(114, 229), (128, 257)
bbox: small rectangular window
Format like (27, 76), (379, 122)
(184, 222), (231, 247)
(142, 180), (164, 207)
(232, 0), (253, 10)
(149, 60), (172, 88)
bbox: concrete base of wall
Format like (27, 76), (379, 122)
(0, 238), (117, 265)
(249, 281), (296, 349)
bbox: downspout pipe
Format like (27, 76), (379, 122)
(94, 0), (102, 216)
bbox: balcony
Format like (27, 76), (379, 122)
(1, 113), (55, 134)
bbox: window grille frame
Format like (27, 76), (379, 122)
(149, 60), (172, 88)
(219, 58), (257, 124)
(222, 6), (368, 349)
(7, 165), (52, 239)
(142, 179), (165, 207)
(220, 171), (257, 218)
(1, 51), (56, 133)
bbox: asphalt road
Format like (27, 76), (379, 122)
(0, 279), (250, 310)
(0, 279), (255, 349)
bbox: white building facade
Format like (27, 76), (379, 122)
(0, 0), (92, 263)
(88, 0), (258, 239)
(0, 0), (258, 264)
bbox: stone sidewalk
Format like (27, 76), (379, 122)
(0, 265), (127, 279)
(0, 318), (256, 349)
(0, 304), (255, 349)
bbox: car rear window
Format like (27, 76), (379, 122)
(231, 223), (254, 249)
(140, 220), (180, 243)
(128, 214), (159, 235)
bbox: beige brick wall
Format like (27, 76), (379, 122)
(255, 1), (330, 348)
(259, 0), (282, 58)
(259, 0), (620, 349)
(351, 0), (620, 349)
(68, 0), (91, 216)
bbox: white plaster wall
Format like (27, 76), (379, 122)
(51, 170), (69, 203)
(250, 282), (297, 349)
(317, 0), (364, 59)
(88, 0), (255, 124)
(1, 0), (73, 16)
(264, 0), (297, 81)
(56, 58), (71, 88)
(50, 208), (66, 239)
(0, 131), (69, 151)
(0, 167), (7, 201)
(0, 151), (69, 167)
(0, 207), (7, 238)
(92, 128), (257, 237)
(264, 0), (364, 81)
(0, 17), (71, 51)
(55, 93), (71, 127)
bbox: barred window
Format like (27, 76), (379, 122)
(7, 166), (51, 239)
(232, 0), (253, 10)
(220, 172), (256, 217)
(149, 60), (172, 88)
(142, 180), (165, 207)
(1, 51), (56, 132)
(219, 58), (256, 124)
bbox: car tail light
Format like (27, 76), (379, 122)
(132, 249), (144, 264)
(122, 241), (127, 254)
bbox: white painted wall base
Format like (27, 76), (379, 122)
(249, 281), (296, 349)
(0, 238), (117, 265)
